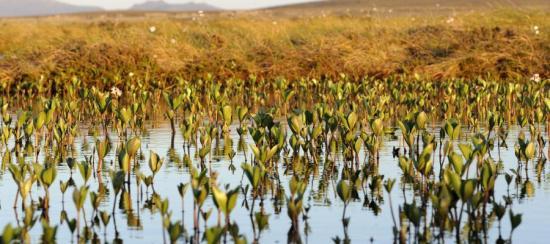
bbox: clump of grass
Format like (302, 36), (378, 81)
(0, 9), (548, 87)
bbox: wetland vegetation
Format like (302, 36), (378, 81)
(0, 7), (548, 244)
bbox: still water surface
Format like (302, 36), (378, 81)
(0, 122), (548, 243)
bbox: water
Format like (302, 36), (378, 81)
(0, 122), (548, 243)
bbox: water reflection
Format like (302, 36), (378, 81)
(0, 122), (547, 243)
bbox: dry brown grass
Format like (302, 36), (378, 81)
(0, 8), (548, 87)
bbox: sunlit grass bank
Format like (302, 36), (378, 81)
(0, 9), (547, 91)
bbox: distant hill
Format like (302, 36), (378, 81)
(0, 0), (102, 17)
(0, 0), (220, 18)
(1, 0), (546, 18)
(129, 1), (220, 12)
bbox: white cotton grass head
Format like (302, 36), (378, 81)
(530, 25), (541, 35)
(446, 17), (455, 24)
(532, 26), (540, 35)
(149, 26), (157, 33)
(530, 74), (541, 83)
(110, 87), (122, 98)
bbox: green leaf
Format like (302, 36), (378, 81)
(118, 107), (132, 124)
(118, 149), (130, 173)
(2, 224), (14, 244)
(524, 142), (535, 160)
(199, 145), (211, 159)
(177, 183), (189, 198)
(461, 179), (475, 201)
(336, 180), (352, 203)
(40, 167), (57, 188)
(205, 226), (224, 244)
(266, 145), (279, 162)
(72, 186), (89, 210)
(448, 152), (464, 176)
(384, 179), (395, 193)
(100, 211), (111, 226)
(288, 115), (303, 135)
(354, 138), (363, 153)
(416, 111), (428, 130)
(371, 118), (384, 136)
(458, 143), (473, 161)
(168, 221), (183, 243)
(398, 156), (411, 174)
(227, 188), (239, 214)
(110, 171), (125, 194)
(446, 170), (462, 193)
(78, 162), (92, 183)
(249, 144), (260, 160)
(237, 106), (248, 122)
(20, 178), (33, 200)
(35, 111), (46, 129)
(2, 151), (11, 167)
(211, 186), (228, 214)
(347, 111), (358, 130)
(222, 105), (233, 125)
(96, 139), (110, 160)
(255, 212), (270, 231)
(67, 218), (77, 233)
(510, 210), (522, 231)
(126, 137), (141, 157)
(149, 150), (164, 176)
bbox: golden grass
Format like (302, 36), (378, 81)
(0, 9), (548, 87)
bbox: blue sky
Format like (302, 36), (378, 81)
(56, 0), (314, 10)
